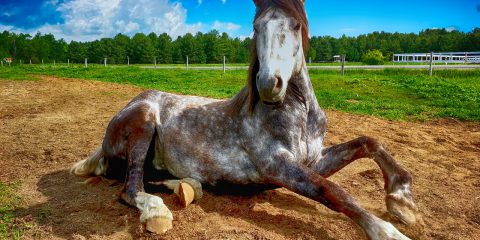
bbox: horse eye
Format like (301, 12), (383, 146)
(294, 23), (302, 31)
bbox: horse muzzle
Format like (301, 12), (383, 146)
(256, 72), (285, 105)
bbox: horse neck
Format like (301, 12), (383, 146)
(288, 59), (318, 110)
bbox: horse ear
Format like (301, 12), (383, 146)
(253, 0), (261, 7)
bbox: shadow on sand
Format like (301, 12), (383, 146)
(16, 170), (352, 239)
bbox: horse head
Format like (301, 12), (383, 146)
(252, 0), (308, 105)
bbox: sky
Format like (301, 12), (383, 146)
(0, 0), (479, 42)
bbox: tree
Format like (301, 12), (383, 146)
(113, 33), (130, 64)
(315, 37), (333, 61)
(67, 41), (87, 63)
(156, 33), (173, 63)
(13, 33), (33, 62)
(177, 33), (198, 63)
(307, 47), (316, 62)
(362, 49), (385, 65)
(130, 33), (155, 63)
(203, 30), (220, 63)
(172, 36), (184, 64)
(31, 33), (54, 62)
(239, 37), (252, 63)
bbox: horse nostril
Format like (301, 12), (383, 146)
(273, 75), (283, 94)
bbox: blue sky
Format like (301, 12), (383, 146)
(0, 0), (479, 41)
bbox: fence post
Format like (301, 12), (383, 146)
(154, 57), (157, 68)
(186, 56), (189, 70)
(54, 60), (56, 66)
(1, 61), (3, 67)
(85, 58), (88, 68)
(104, 58), (107, 67)
(465, 52), (468, 64)
(127, 56), (130, 66)
(223, 56), (226, 73)
(42, 59), (44, 65)
(30, 59), (32, 65)
(68, 59), (70, 66)
(341, 55), (345, 76)
(429, 52), (433, 76)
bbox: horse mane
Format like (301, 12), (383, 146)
(227, 0), (309, 115)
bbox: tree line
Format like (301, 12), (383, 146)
(0, 28), (479, 64)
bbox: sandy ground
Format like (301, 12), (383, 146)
(0, 76), (479, 240)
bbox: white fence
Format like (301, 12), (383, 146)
(393, 52), (480, 63)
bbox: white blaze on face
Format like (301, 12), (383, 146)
(254, 8), (304, 104)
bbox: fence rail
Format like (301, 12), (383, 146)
(2, 55), (480, 76)
(141, 64), (480, 70)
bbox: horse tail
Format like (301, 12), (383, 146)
(70, 147), (106, 176)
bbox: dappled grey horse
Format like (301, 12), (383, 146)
(71, 0), (419, 239)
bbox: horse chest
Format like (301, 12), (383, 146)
(247, 106), (310, 161)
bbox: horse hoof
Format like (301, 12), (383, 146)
(386, 192), (419, 225)
(146, 216), (173, 234)
(163, 178), (203, 207)
(178, 182), (195, 207)
(367, 216), (411, 240)
(135, 192), (174, 227)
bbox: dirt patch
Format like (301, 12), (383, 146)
(0, 76), (479, 239)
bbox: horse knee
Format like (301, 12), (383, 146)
(358, 136), (382, 154)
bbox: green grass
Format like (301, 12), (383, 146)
(0, 182), (23, 240)
(0, 68), (39, 81)
(1, 64), (479, 121)
(309, 68), (480, 121)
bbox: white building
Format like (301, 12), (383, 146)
(393, 52), (480, 63)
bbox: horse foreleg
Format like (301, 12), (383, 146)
(258, 156), (410, 240)
(120, 126), (173, 233)
(310, 136), (418, 225)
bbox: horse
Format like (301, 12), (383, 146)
(71, 0), (419, 239)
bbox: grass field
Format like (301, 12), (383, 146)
(0, 183), (23, 240)
(1, 64), (479, 121)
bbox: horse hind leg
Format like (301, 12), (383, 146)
(118, 121), (173, 233)
(310, 136), (419, 225)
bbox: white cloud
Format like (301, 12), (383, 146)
(221, 0), (227, 4)
(212, 20), (240, 32)
(429, 26), (459, 32)
(0, 0), (203, 42)
(445, 27), (458, 32)
(0, 25), (14, 32)
(238, 32), (254, 40)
